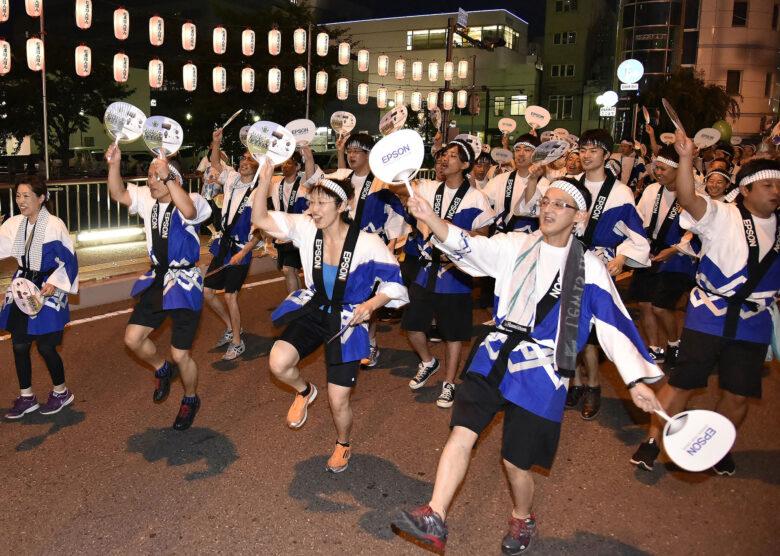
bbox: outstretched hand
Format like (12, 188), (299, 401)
(673, 130), (694, 159)
(105, 143), (122, 168)
(407, 195), (435, 223)
(258, 159), (274, 184)
(630, 382), (663, 413)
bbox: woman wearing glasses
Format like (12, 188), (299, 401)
(251, 161), (408, 474)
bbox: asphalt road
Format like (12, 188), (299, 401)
(1, 274), (777, 555)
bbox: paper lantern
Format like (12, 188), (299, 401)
(114, 8), (129, 41)
(149, 16), (164, 46)
(149, 58), (164, 88)
(267, 28), (280, 56)
(213, 26), (227, 55)
(357, 49), (369, 72)
(427, 90), (438, 109)
(357, 83), (369, 104)
(0, 39), (10, 75)
(411, 91), (422, 111)
(113, 52), (129, 82)
(268, 67), (281, 93)
(239, 29), (254, 56)
(377, 86), (388, 109)
(412, 60), (423, 82)
(315, 70), (327, 94)
(428, 61), (438, 82)
(213, 65), (226, 93)
(316, 32), (328, 56)
(443, 61), (454, 81)
(377, 54), (389, 77)
(442, 90), (454, 110)
(183, 62), (197, 92)
(181, 22), (196, 51)
(394, 89), (405, 106)
(457, 89), (468, 109)
(293, 28), (306, 54)
(338, 41), (350, 65)
(0, 0), (9, 23)
(26, 0), (42, 17)
(336, 77), (349, 100)
(26, 38), (43, 71)
(75, 0), (92, 30)
(75, 45), (91, 77)
(241, 67), (254, 93)
(294, 66), (306, 91)
(458, 60), (468, 80)
(395, 58), (406, 80)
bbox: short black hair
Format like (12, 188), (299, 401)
(444, 140), (476, 173)
(579, 129), (614, 153)
(514, 133), (541, 148)
(714, 142), (734, 160)
(311, 178), (355, 223)
(345, 133), (375, 152)
(289, 151), (303, 166)
(657, 145), (680, 165)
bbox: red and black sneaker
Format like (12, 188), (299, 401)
(392, 504), (448, 551)
(153, 363), (178, 403)
(173, 396), (200, 431)
(502, 514), (537, 555)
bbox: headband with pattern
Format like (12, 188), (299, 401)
(578, 139), (610, 153)
(656, 156), (679, 169)
(345, 138), (373, 152)
(705, 170), (732, 183)
(738, 169), (780, 187)
(448, 140), (473, 162)
(513, 141), (536, 150)
(547, 180), (588, 211)
(318, 179), (349, 206)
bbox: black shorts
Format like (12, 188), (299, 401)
(628, 268), (693, 309)
(667, 328), (768, 398)
(128, 285), (202, 351)
(451, 373), (562, 470)
(401, 283), (473, 342)
(399, 256), (422, 288)
(203, 259), (249, 293)
(276, 242), (302, 270)
(279, 309), (361, 388)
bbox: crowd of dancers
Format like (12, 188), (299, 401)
(1, 115), (778, 554)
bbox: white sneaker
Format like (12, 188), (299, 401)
(222, 340), (246, 361)
(361, 345), (380, 368)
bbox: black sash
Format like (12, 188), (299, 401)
(149, 201), (176, 311)
(496, 171), (518, 233)
(580, 172), (616, 247)
(20, 220), (38, 281)
(425, 180), (471, 292)
(647, 187), (682, 255)
(720, 202), (780, 338)
(279, 175), (302, 214)
(348, 171), (375, 228)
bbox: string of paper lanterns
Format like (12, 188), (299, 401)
(75, 0), (92, 30)
(0, 0), (9, 23)
(182, 22), (196, 50)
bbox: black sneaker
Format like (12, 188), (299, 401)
(392, 504), (448, 551)
(712, 451), (736, 476)
(648, 346), (665, 364)
(153, 363), (178, 403)
(173, 396), (200, 431)
(630, 438), (660, 471)
(502, 514), (537, 555)
(409, 358), (440, 390)
(581, 386), (601, 420)
(565, 385), (584, 408)
(666, 343), (680, 368)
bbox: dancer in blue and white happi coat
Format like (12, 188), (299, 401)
(252, 160), (408, 474)
(1, 179), (79, 419)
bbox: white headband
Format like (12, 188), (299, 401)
(449, 140), (473, 162)
(547, 180), (588, 211)
(656, 156), (679, 169)
(705, 170), (731, 183)
(345, 140), (372, 152)
(579, 139), (610, 153)
(738, 169), (780, 187)
(513, 141), (536, 151)
(318, 179), (349, 206)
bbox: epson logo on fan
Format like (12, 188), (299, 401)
(685, 427), (717, 456)
(291, 128), (308, 136)
(338, 252), (352, 281)
(382, 145), (411, 164)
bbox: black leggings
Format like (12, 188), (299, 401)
(12, 338), (65, 390)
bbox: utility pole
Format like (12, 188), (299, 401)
(442, 17), (456, 138)
(40, 8), (50, 180)
(305, 23), (313, 120)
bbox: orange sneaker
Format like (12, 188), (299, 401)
(327, 442), (351, 473)
(286, 384), (317, 429)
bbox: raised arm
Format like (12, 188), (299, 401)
(210, 128), (225, 174)
(336, 134), (347, 169)
(105, 143), (132, 207)
(673, 130), (707, 221)
(153, 156), (196, 220)
(251, 160), (284, 235)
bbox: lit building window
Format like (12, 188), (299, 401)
(494, 96), (505, 116)
(510, 95), (527, 116)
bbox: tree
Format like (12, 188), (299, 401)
(638, 69), (741, 134)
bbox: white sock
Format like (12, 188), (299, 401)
(53, 386), (67, 394)
(423, 358), (435, 367)
(668, 339), (680, 347)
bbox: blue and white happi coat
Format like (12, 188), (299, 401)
(680, 197), (780, 343)
(267, 212), (409, 362)
(0, 210), (79, 335)
(127, 184), (211, 311)
(412, 179), (496, 294)
(483, 171), (543, 233)
(209, 169), (257, 266)
(434, 224), (663, 422)
(306, 166), (409, 242)
(269, 174), (309, 214)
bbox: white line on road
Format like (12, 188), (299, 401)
(0, 276), (285, 342)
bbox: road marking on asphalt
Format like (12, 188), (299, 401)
(0, 276), (285, 342)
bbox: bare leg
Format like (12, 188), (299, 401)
(428, 426), (479, 520)
(171, 347), (198, 397)
(124, 324), (165, 370)
(639, 302), (661, 346)
(443, 341), (462, 383)
(715, 391), (749, 429)
(503, 459), (535, 518)
(653, 306), (678, 344)
(327, 384), (353, 444)
(224, 292), (242, 344)
(647, 383), (690, 441)
(268, 340), (308, 392)
(581, 344), (600, 387)
(204, 288), (231, 330)
(408, 330), (433, 364)
(282, 266), (301, 294)
(368, 315), (377, 344)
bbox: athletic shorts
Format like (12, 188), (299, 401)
(279, 309), (361, 388)
(628, 269), (693, 309)
(275, 242), (302, 270)
(401, 283), (473, 342)
(667, 328), (768, 398)
(451, 372), (562, 470)
(203, 259), (249, 293)
(128, 285), (202, 351)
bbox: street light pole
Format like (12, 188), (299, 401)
(40, 7), (50, 180)
(442, 17), (455, 138)
(305, 23), (312, 120)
